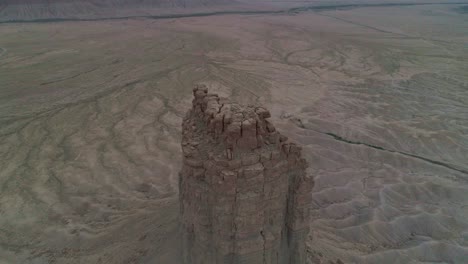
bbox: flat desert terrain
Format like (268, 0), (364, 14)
(0, 2), (467, 263)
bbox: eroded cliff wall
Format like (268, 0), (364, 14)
(179, 85), (313, 264)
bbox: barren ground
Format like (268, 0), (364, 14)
(0, 3), (467, 264)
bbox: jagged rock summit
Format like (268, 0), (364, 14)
(179, 85), (313, 264)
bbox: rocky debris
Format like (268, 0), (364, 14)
(179, 84), (313, 264)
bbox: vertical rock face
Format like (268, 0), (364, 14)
(179, 85), (313, 264)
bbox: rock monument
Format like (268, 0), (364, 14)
(179, 85), (313, 264)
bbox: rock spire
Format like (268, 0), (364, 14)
(179, 85), (313, 264)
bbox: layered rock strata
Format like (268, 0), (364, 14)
(179, 85), (313, 264)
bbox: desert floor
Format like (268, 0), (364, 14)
(0, 3), (467, 264)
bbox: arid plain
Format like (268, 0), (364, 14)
(1, 3), (468, 264)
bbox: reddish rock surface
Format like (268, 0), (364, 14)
(179, 84), (313, 264)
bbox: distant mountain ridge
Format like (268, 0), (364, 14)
(0, 0), (236, 21)
(1, 0), (231, 7)
(1, 0), (467, 22)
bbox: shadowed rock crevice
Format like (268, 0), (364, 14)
(179, 85), (313, 264)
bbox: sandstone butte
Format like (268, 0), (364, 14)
(179, 84), (314, 264)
